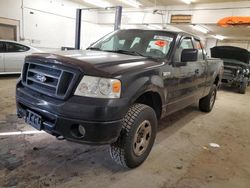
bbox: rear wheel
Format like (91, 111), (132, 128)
(110, 104), (157, 168)
(199, 84), (217, 112)
(239, 77), (248, 94)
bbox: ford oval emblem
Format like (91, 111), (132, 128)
(35, 74), (47, 83)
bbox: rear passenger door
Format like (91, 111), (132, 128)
(0, 42), (5, 73)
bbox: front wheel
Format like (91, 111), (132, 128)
(239, 77), (248, 94)
(110, 104), (157, 168)
(199, 84), (217, 112)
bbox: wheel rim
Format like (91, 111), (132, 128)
(210, 91), (216, 109)
(133, 120), (152, 156)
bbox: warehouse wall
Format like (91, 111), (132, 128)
(98, 1), (250, 25)
(0, 0), (22, 21)
(0, 0), (113, 50)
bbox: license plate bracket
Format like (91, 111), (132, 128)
(25, 110), (42, 131)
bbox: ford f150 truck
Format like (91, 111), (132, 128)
(211, 46), (250, 94)
(16, 29), (223, 168)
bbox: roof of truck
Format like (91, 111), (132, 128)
(121, 29), (201, 40)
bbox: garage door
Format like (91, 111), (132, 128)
(0, 24), (17, 41)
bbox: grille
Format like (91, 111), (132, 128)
(223, 69), (235, 77)
(22, 61), (79, 100)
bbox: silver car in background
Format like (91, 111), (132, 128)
(0, 40), (41, 74)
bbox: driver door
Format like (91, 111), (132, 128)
(166, 37), (198, 114)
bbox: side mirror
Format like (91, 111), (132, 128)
(181, 49), (198, 62)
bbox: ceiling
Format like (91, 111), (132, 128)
(172, 24), (250, 40)
(73, 0), (249, 8)
(71, 0), (250, 41)
(142, 0), (249, 6)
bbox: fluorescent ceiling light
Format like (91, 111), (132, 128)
(192, 25), (209, 34)
(121, 0), (142, 8)
(181, 0), (192, 4)
(83, 0), (112, 8)
(213, 35), (225, 40)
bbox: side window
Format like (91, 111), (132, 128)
(174, 37), (194, 62)
(180, 38), (194, 49)
(0, 42), (5, 53)
(6, 42), (30, 52)
(194, 39), (204, 60)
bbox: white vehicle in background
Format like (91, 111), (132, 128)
(0, 40), (41, 74)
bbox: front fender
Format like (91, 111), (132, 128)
(123, 75), (165, 106)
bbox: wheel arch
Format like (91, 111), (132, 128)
(214, 75), (220, 87)
(131, 89), (164, 120)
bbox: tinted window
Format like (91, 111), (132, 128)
(6, 42), (30, 52)
(194, 39), (204, 60)
(174, 37), (194, 62)
(0, 42), (5, 53)
(91, 30), (174, 59)
(180, 38), (194, 49)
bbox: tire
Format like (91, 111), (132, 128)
(239, 77), (248, 94)
(110, 104), (157, 168)
(199, 84), (217, 112)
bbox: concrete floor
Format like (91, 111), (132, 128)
(0, 75), (250, 188)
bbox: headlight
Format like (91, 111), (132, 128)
(236, 69), (240, 75)
(244, 68), (250, 75)
(74, 76), (121, 98)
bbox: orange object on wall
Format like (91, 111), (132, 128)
(218, 16), (250, 27)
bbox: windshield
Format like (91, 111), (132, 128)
(89, 30), (175, 59)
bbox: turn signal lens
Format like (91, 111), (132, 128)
(112, 81), (121, 93)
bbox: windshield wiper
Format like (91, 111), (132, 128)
(86, 47), (102, 51)
(105, 49), (146, 57)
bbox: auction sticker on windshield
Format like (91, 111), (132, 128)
(155, 40), (168, 47)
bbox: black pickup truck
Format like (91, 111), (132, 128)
(16, 29), (223, 168)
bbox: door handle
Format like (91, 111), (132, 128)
(195, 69), (199, 74)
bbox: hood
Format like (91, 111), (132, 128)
(211, 46), (250, 64)
(223, 59), (249, 69)
(28, 50), (161, 77)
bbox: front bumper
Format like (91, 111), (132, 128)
(221, 75), (245, 87)
(16, 82), (128, 145)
